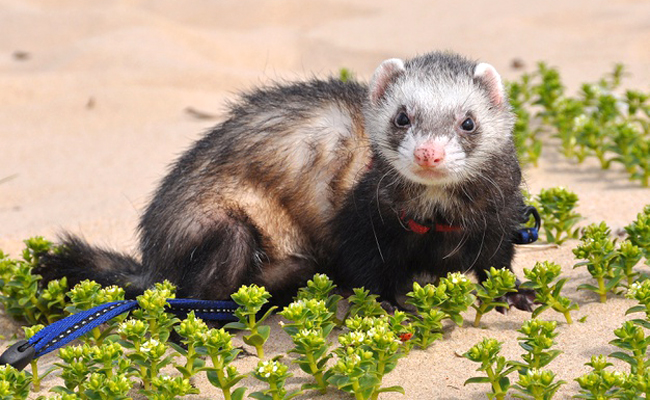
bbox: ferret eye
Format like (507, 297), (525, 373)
(394, 111), (411, 128)
(460, 117), (476, 133)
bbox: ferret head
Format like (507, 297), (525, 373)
(364, 52), (515, 187)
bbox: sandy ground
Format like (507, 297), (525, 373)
(1, 0), (650, 398)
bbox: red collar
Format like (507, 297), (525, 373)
(399, 211), (461, 235)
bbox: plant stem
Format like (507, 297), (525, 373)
(216, 368), (232, 400)
(92, 326), (102, 345)
(597, 276), (607, 303)
(352, 379), (365, 400)
(306, 352), (326, 393)
(184, 344), (196, 378)
(635, 350), (645, 376)
(30, 360), (40, 391)
(248, 314), (265, 358)
(370, 351), (388, 400)
(269, 380), (281, 400)
(485, 365), (505, 400)
(473, 305), (487, 328)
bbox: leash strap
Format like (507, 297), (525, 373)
(1, 206), (541, 370)
(0, 298), (238, 371)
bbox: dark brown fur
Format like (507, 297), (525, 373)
(37, 52), (533, 311)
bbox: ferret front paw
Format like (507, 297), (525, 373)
(502, 288), (536, 313)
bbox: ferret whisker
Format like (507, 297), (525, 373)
(375, 171), (392, 224)
(465, 214), (488, 274)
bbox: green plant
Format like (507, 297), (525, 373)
(533, 187), (582, 244)
(141, 375), (199, 400)
(613, 240), (643, 288)
(575, 355), (624, 400)
(0, 238), (68, 326)
(250, 359), (302, 400)
(472, 267), (518, 327)
(507, 75), (542, 166)
(510, 320), (562, 372)
(510, 368), (566, 400)
(629, 139), (650, 187)
(464, 338), (517, 400)
(0, 364), (31, 400)
(520, 261), (578, 324)
(279, 298), (335, 393)
(81, 372), (133, 400)
(625, 205), (650, 259)
(626, 279), (650, 326)
(224, 284), (277, 359)
(532, 62), (565, 125)
(573, 222), (621, 303)
(610, 321), (650, 376)
(339, 68), (355, 83)
(295, 273), (343, 326)
(201, 327), (247, 400)
(117, 282), (179, 392)
(404, 282), (447, 349)
(328, 316), (405, 400)
(437, 272), (476, 327)
(52, 342), (132, 399)
(346, 288), (387, 319)
(171, 310), (208, 379)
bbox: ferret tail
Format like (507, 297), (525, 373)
(35, 234), (151, 299)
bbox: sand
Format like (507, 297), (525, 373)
(1, 0), (650, 398)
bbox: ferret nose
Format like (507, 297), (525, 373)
(414, 142), (445, 168)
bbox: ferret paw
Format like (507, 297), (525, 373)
(503, 289), (536, 313)
(380, 300), (397, 314)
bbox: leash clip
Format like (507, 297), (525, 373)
(514, 206), (541, 245)
(0, 340), (35, 371)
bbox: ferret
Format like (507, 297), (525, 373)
(37, 51), (533, 311)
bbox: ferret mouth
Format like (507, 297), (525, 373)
(412, 166), (450, 181)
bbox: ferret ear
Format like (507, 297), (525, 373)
(473, 63), (506, 107)
(369, 58), (405, 106)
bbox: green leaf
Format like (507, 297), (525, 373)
(531, 304), (549, 318)
(625, 305), (647, 315)
(448, 313), (464, 326)
(249, 392), (273, 400)
(327, 374), (350, 388)
(257, 305), (278, 325)
(464, 376), (492, 385)
(576, 283), (599, 292)
(243, 333), (265, 347)
(232, 386), (247, 400)
(610, 351), (636, 366)
(206, 370), (224, 389)
(605, 276), (623, 291)
(223, 321), (247, 330)
(498, 376), (511, 390)
(257, 325), (271, 341)
(552, 278), (568, 297)
(376, 385), (406, 394)
(632, 319), (650, 329)
(168, 342), (187, 356)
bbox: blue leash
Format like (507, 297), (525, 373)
(0, 207), (541, 371)
(0, 298), (238, 371)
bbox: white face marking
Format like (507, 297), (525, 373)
(367, 71), (513, 188)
